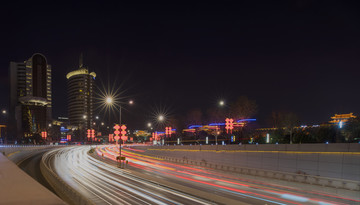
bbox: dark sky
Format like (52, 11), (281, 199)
(1, 1), (360, 129)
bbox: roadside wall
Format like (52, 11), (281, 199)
(139, 143), (360, 181)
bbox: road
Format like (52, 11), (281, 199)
(48, 145), (360, 205)
(46, 146), (224, 205)
(17, 149), (57, 194)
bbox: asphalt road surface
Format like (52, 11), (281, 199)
(17, 150), (57, 194)
(47, 145), (360, 205)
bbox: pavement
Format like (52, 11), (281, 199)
(0, 151), (65, 205)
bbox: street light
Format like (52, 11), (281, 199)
(106, 97), (113, 104)
(156, 115), (166, 145)
(158, 115), (164, 122)
(219, 100), (225, 107)
(105, 97), (134, 167)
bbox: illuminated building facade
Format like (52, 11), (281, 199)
(329, 113), (356, 124)
(9, 53), (52, 141)
(66, 55), (96, 131)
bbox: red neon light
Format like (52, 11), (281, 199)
(42, 131), (48, 139)
(87, 129), (91, 139)
(120, 125), (127, 130)
(121, 136), (128, 141)
(91, 129), (95, 139)
(113, 124), (120, 130)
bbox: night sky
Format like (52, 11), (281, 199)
(1, 1), (360, 129)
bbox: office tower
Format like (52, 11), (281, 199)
(66, 54), (96, 132)
(9, 53), (52, 141)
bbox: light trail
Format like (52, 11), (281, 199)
(46, 146), (215, 205)
(97, 145), (359, 205)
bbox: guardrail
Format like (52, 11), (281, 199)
(154, 155), (360, 191)
(40, 149), (94, 205)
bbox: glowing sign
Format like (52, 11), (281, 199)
(114, 124), (120, 130)
(109, 134), (114, 142)
(188, 125), (203, 129)
(165, 127), (172, 137)
(91, 129), (95, 139)
(225, 118), (234, 134)
(41, 131), (47, 139)
(87, 129), (91, 139)
(120, 124), (127, 142)
(237, 119), (257, 122)
(209, 123), (225, 126)
(114, 124), (120, 141)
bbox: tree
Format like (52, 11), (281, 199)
(281, 112), (299, 144)
(343, 117), (360, 142)
(271, 111), (300, 144)
(316, 126), (336, 143)
(230, 96), (258, 119)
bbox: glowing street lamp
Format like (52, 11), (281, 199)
(158, 115), (164, 122)
(219, 100), (225, 106)
(106, 97), (113, 104)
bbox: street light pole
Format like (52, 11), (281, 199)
(119, 106), (122, 125)
(118, 105), (123, 168)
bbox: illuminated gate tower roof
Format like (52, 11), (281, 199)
(329, 113), (356, 124)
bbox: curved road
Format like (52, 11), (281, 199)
(43, 145), (360, 205)
(46, 146), (222, 205)
(17, 150), (57, 194)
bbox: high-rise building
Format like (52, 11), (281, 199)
(9, 53), (52, 141)
(66, 55), (96, 133)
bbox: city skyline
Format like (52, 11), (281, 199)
(0, 2), (359, 205)
(1, 2), (360, 128)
